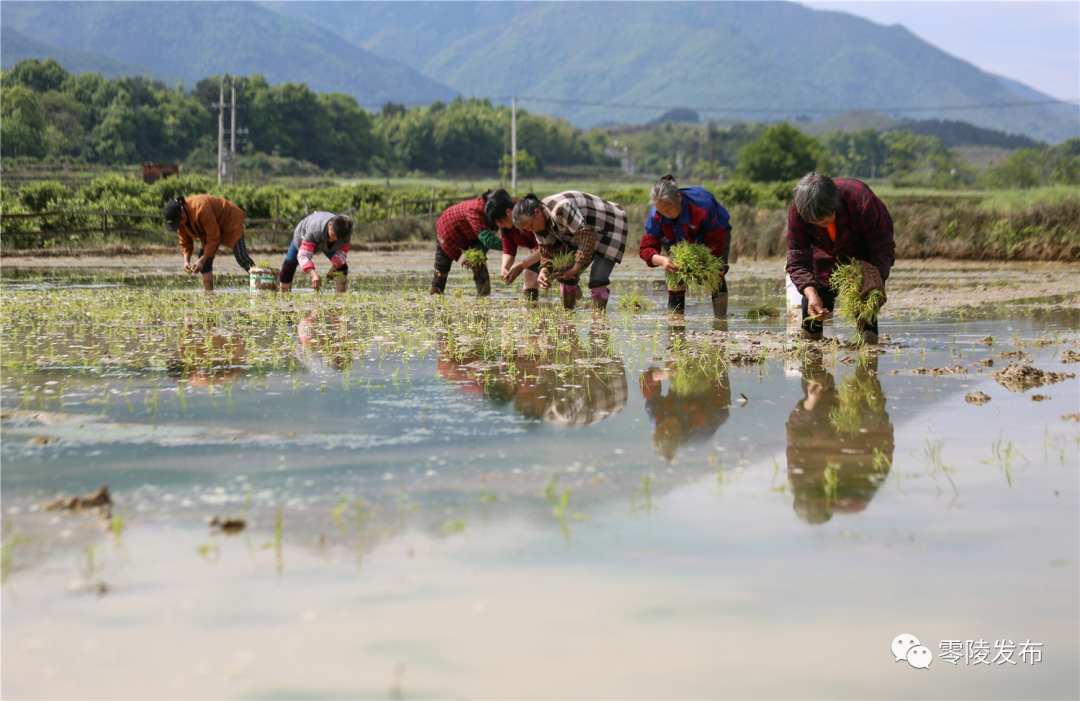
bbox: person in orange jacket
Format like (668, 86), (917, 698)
(163, 195), (253, 291)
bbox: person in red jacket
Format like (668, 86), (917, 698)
(786, 172), (895, 345)
(640, 175), (731, 317)
(430, 189), (518, 298)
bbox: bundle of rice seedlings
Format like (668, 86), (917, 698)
(252, 260), (276, 269)
(745, 303), (779, 320)
(550, 250), (576, 274)
(461, 248), (487, 268)
(618, 291), (648, 311)
(829, 261), (885, 327)
(666, 242), (723, 294)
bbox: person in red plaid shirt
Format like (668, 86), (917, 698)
(430, 189), (517, 297)
(640, 174), (732, 318)
(786, 173), (895, 345)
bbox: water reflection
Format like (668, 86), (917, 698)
(438, 325), (628, 426)
(292, 310), (352, 373)
(786, 355), (894, 525)
(640, 363), (731, 461)
(168, 314), (247, 386)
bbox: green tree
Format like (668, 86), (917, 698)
(1, 84), (49, 159)
(736, 123), (825, 182)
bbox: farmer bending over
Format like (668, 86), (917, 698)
(164, 195), (252, 292)
(482, 194), (542, 302)
(513, 191), (628, 311)
(279, 212), (353, 294)
(430, 189), (516, 297)
(640, 174), (732, 317)
(786, 173), (895, 345)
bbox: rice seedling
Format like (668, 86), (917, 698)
(745, 303), (779, 320)
(828, 261), (886, 328)
(618, 291), (648, 311)
(550, 250), (576, 274)
(461, 248), (487, 269)
(666, 242), (723, 294)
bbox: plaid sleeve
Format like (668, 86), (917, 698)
(539, 243), (559, 273)
(436, 199), (486, 261)
(501, 229), (518, 256)
(785, 203), (819, 294)
(572, 226), (597, 268)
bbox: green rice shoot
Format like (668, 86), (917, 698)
(829, 373), (886, 436)
(829, 261), (886, 327)
(618, 291), (647, 311)
(666, 242), (723, 294)
(461, 248), (487, 268)
(253, 260), (275, 269)
(550, 250), (576, 273)
(670, 366), (714, 396)
(745, 303), (779, 320)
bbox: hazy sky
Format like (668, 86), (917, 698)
(801, 1), (1080, 102)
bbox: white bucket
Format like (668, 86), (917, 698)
(249, 267), (279, 292)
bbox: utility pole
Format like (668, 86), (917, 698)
(230, 79), (237, 185)
(511, 97), (517, 195)
(217, 78), (224, 185)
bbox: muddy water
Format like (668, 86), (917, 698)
(2, 268), (1078, 700)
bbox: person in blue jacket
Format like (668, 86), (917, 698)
(639, 174), (732, 317)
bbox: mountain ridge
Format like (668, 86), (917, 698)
(1, 1), (457, 105)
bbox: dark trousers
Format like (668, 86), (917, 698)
(801, 287), (878, 335)
(198, 236), (254, 274)
(431, 239), (489, 293)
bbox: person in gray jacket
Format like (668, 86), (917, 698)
(279, 212), (353, 293)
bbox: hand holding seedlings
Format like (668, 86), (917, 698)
(804, 287), (829, 320)
(650, 255), (680, 274)
(309, 270), (322, 291)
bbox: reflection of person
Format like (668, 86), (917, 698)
(640, 174), (732, 318)
(640, 364), (731, 461)
(164, 195), (253, 292)
(293, 311), (349, 372)
(437, 327), (628, 426)
(430, 189), (516, 298)
(786, 173), (895, 344)
(171, 315), (247, 386)
(279, 212), (353, 294)
(785, 357), (894, 524)
(512, 191), (628, 311)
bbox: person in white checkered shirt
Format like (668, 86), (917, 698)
(513, 191), (628, 311)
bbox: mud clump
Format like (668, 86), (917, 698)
(1030, 394), (1051, 402)
(990, 362), (1076, 393)
(965, 391), (992, 406)
(1061, 349), (1080, 364)
(1062, 414), (1080, 423)
(42, 486), (112, 518)
(979, 336), (994, 345)
(1000, 350), (1031, 360)
(207, 516), (246, 534)
(975, 358), (993, 368)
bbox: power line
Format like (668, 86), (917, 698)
(501, 96), (1080, 114)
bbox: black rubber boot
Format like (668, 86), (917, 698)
(430, 268), (447, 295)
(668, 290), (686, 314)
(473, 265), (491, 298)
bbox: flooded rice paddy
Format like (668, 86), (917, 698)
(2, 261), (1078, 699)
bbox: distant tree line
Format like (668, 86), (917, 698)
(3, 58), (1077, 190)
(2, 59), (613, 175)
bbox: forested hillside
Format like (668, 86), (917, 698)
(1, 1), (456, 105)
(270, 1), (1078, 143)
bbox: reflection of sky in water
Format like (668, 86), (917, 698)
(1, 285), (1077, 699)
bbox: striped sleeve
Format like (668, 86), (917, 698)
(330, 242), (350, 269)
(298, 241), (317, 272)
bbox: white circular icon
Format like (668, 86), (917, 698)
(907, 645), (933, 669)
(891, 633), (920, 662)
